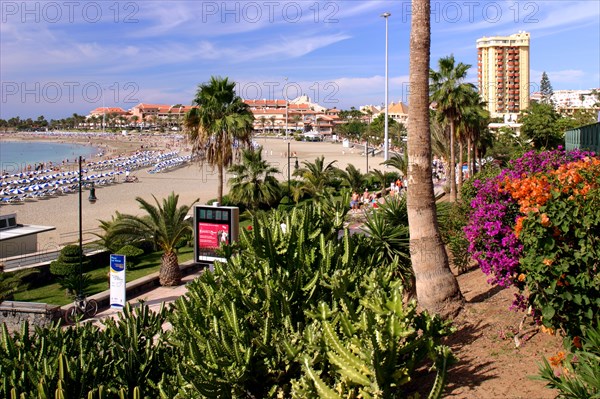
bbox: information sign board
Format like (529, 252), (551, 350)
(110, 254), (126, 309)
(194, 205), (239, 265)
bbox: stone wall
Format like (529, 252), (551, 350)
(0, 301), (62, 333)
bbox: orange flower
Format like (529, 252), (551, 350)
(514, 216), (525, 238)
(541, 325), (555, 335)
(518, 273), (526, 282)
(540, 213), (551, 227)
(549, 351), (566, 367)
(543, 258), (553, 267)
(557, 273), (569, 287)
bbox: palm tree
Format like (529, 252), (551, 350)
(407, 0), (463, 318)
(457, 90), (489, 182)
(109, 193), (197, 286)
(228, 146), (281, 209)
(369, 169), (388, 193)
(269, 116), (276, 134)
(293, 156), (339, 201)
(292, 115), (302, 132)
(339, 164), (366, 193)
(383, 150), (408, 178)
(430, 55), (475, 202)
(0, 265), (38, 301)
(184, 76), (255, 204)
(361, 195), (412, 289)
(259, 116), (267, 134)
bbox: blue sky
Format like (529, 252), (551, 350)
(1, 0), (599, 119)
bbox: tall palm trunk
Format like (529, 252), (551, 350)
(218, 163), (224, 204)
(407, 0), (463, 318)
(457, 139), (464, 198)
(467, 135), (473, 179)
(448, 121), (457, 202)
(159, 251), (182, 286)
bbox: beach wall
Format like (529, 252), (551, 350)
(0, 301), (62, 332)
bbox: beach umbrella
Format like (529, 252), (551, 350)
(9, 188), (24, 195)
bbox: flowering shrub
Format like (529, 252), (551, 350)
(537, 319), (600, 398)
(465, 148), (600, 338)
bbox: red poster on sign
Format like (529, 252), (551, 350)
(198, 222), (230, 252)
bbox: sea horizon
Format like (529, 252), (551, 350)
(0, 141), (101, 175)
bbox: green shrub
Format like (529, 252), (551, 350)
(0, 267), (38, 301)
(515, 160), (600, 338)
(116, 244), (144, 267)
(49, 245), (89, 277)
(437, 201), (471, 274)
(134, 240), (155, 254)
(59, 273), (92, 298)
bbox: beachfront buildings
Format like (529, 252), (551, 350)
(129, 103), (195, 129)
(243, 97), (342, 137)
(387, 102), (409, 124)
(549, 89), (600, 117)
(86, 104), (195, 130)
(85, 96), (345, 136)
(477, 31), (531, 118)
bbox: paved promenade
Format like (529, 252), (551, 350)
(93, 267), (205, 324)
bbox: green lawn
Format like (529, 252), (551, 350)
(13, 247), (194, 306)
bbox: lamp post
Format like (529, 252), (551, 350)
(381, 11), (391, 162)
(78, 155), (97, 298)
(366, 136), (369, 172)
(284, 76), (290, 142)
(287, 142), (300, 193)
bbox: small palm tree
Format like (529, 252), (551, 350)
(361, 196), (412, 288)
(259, 116), (267, 134)
(110, 193), (197, 286)
(339, 164), (366, 193)
(228, 146), (281, 210)
(383, 151), (408, 178)
(0, 265), (38, 301)
(369, 169), (388, 193)
(293, 156), (339, 201)
(292, 115), (302, 132)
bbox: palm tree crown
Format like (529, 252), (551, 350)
(293, 156), (339, 201)
(184, 76), (254, 203)
(228, 146), (281, 210)
(109, 192), (197, 286)
(430, 55), (475, 201)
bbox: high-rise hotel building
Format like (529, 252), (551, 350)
(477, 32), (530, 117)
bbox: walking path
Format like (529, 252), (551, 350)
(92, 267), (205, 325)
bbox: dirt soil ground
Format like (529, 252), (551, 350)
(419, 267), (564, 398)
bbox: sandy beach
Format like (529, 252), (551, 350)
(1, 133), (384, 251)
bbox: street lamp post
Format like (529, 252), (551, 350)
(78, 156), (97, 298)
(381, 12), (391, 162)
(287, 142), (299, 193)
(366, 136), (369, 172)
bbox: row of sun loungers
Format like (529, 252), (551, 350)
(147, 155), (192, 174)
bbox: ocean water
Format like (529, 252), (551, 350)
(0, 141), (100, 174)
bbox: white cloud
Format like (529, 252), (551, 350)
(531, 69), (587, 85)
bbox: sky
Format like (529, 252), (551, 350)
(1, 0), (599, 119)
